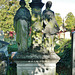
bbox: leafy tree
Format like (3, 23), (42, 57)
(55, 13), (63, 27)
(65, 12), (75, 31)
(0, 0), (20, 32)
(0, 0), (31, 32)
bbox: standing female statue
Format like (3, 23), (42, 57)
(14, 0), (31, 51)
(42, 1), (59, 52)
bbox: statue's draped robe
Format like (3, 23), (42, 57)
(43, 9), (59, 36)
(42, 9), (59, 52)
(14, 7), (31, 51)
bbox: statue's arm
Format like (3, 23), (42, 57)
(42, 10), (46, 20)
(53, 12), (60, 30)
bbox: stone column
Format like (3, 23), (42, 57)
(72, 31), (75, 75)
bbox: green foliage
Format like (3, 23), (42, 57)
(65, 12), (75, 31)
(56, 39), (71, 75)
(55, 13), (63, 27)
(0, 0), (7, 5)
(55, 39), (71, 57)
(6, 62), (17, 75)
(8, 44), (18, 54)
(55, 39), (71, 67)
(0, 0), (31, 32)
(61, 40), (71, 67)
(0, 0), (20, 32)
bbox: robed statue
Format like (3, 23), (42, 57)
(42, 1), (59, 52)
(14, 0), (31, 51)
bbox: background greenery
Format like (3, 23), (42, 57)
(0, 0), (31, 32)
(0, 0), (75, 32)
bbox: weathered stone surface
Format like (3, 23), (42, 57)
(16, 62), (56, 75)
(14, 51), (60, 75)
(14, 51), (60, 61)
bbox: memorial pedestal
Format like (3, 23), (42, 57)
(14, 52), (60, 75)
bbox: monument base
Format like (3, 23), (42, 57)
(14, 51), (60, 75)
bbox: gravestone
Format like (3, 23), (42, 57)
(14, 0), (60, 75)
(0, 40), (9, 75)
(0, 40), (9, 57)
(72, 31), (75, 75)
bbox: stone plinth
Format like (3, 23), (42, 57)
(14, 51), (60, 75)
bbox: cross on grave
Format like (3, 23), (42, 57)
(0, 40), (9, 57)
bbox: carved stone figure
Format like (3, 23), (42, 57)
(14, 0), (31, 51)
(42, 1), (59, 52)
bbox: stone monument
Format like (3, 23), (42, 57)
(72, 31), (75, 75)
(13, 0), (60, 75)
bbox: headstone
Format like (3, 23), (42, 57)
(0, 40), (9, 57)
(72, 31), (75, 75)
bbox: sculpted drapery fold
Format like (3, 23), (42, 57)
(14, 0), (31, 51)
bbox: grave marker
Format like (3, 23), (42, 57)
(0, 40), (9, 57)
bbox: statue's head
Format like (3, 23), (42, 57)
(46, 1), (52, 9)
(19, 0), (26, 7)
